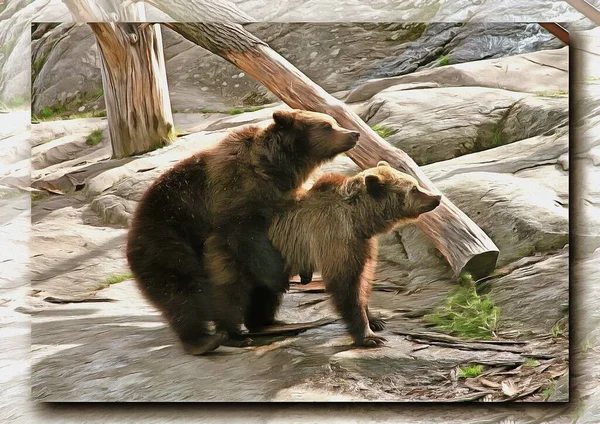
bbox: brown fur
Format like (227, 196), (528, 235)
(268, 162), (441, 347)
(127, 109), (359, 355)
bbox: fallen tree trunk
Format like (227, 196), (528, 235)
(185, 25), (507, 278)
(169, 23), (499, 278)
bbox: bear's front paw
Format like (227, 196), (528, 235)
(357, 333), (387, 348)
(299, 272), (313, 285)
(182, 332), (228, 355)
(222, 336), (253, 348)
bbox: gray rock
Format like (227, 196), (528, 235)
(367, 23), (563, 81)
(437, 172), (568, 266)
(423, 127), (568, 181)
(359, 86), (529, 164)
(488, 248), (568, 335)
(375, 127), (569, 290)
(345, 47), (568, 103)
(31, 130), (107, 170)
(0, 0), (70, 105)
(227, 0), (587, 23)
(499, 95), (569, 145)
(31, 23), (103, 115)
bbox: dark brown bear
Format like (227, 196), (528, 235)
(127, 109), (359, 355)
(268, 162), (441, 347)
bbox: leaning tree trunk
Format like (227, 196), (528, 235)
(168, 22), (499, 279)
(62, 1), (175, 158)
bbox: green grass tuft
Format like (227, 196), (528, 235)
(92, 87), (104, 100)
(551, 316), (568, 338)
(458, 364), (484, 378)
(32, 109), (107, 122)
(524, 358), (540, 368)
(32, 89), (106, 121)
(438, 55), (450, 66)
(535, 90), (568, 98)
(30, 191), (49, 202)
(102, 273), (133, 286)
(371, 124), (397, 139)
(493, 130), (503, 147)
(543, 381), (557, 401)
(85, 129), (104, 146)
(424, 272), (500, 339)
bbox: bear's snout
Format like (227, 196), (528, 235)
(430, 194), (442, 210)
(414, 191), (441, 215)
(423, 193), (441, 213)
(343, 131), (360, 149)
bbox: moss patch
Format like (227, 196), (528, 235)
(437, 55), (450, 67)
(535, 90), (568, 98)
(424, 273), (500, 340)
(524, 358), (540, 368)
(371, 124), (397, 139)
(30, 191), (50, 202)
(1, 37), (17, 58)
(492, 129), (503, 147)
(458, 364), (484, 378)
(32, 89), (105, 121)
(101, 273), (133, 287)
(542, 381), (557, 401)
(85, 129), (104, 146)
(0, 95), (28, 111)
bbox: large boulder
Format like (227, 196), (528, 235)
(360, 86), (527, 164)
(31, 23), (104, 115)
(359, 84), (567, 165)
(345, 47), (568, 103)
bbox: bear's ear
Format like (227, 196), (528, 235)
(377, 160), (390, 168)
(365, 174), (384, 195)
(273, 110), (295, 128)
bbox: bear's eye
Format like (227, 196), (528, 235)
(323, 123), (332, 130)
(411, 186), (418, 193)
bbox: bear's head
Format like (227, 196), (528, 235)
(352, 161), (441, 231)
(256, 109), (360, 191)
(271, 109), (359, 162)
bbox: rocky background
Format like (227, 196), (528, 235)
(18, 22), (578, 402)
(28, 22), (565, 116)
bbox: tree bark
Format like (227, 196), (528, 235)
(62, 1), (175, 158)
(170, 22), (499, 279)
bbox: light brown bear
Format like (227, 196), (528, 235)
(268, 162), (441, 347)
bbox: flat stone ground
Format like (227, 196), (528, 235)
(27, 276), (569, 402)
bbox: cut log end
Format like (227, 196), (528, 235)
(461, 250), (500, 280)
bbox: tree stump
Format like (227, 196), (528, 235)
(62, 0), (175, 158)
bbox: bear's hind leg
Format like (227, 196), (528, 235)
(324, 243), (386, 347)
(129, 237), (224, 355)
(205, 234), (253, 338)
(244, 285), (283, 331)
(159, 289), (227, 355)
